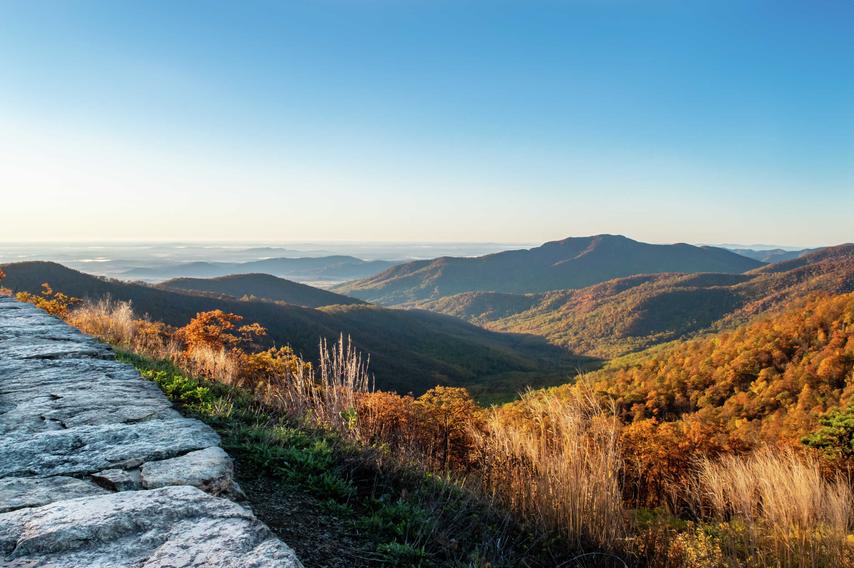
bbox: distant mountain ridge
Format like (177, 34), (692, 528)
(419, 244), (854, 357)
(335, 235), (763, 304)
(159, 274), (363, 308)
(120, 255), (400, 284)
(728, 248), (812, 263)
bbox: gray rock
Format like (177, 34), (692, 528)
(142, 447), (234, 495)
(0, 359), (182, 436)
(0, 485), (303, 567)
(0, 476), (108, 513)
(0, 418), (221, 478)
(224, 479), (249, 503)
(92, 468), (141, 491)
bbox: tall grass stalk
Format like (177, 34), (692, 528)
(697, 448), (853, 567)
(477, 387), (626, 550)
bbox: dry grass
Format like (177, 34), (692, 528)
(697, 448), (853, 567)
(184, 344), (241, 384)
(477, 386), (626, 550)
(270, 335), (372, 434)
(67, 297), (174, 356)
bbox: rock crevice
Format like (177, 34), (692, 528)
(0, 297), (302, 567)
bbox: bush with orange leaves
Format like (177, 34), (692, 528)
(0, 267), (10, 296)
(240, 346), (313, 391)
(415, 386), (485, 472)
(356, 390), (420, 451)
(620, 415), (751, 510)
(15, 283), (80, 318)
(175, 309), (267, 353)
(170, 309), (267, 384)
(353, 387), (486, 472)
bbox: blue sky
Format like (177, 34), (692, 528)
(0, 1), (852, 246)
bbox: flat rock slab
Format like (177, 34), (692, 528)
(0, 485), (302, 567)
(0, 417), (221, 478)
(142, 447), (234, 495)
(0, 358), (182, 436)
(93, 468), (142, 491)
(0, 476), (109, 513)
(0, 297), (303, 566)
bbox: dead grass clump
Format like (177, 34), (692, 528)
(697, 448), (853, 567)
(477, 386), (626, 550)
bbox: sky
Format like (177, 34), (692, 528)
(0, 1), (852, 247)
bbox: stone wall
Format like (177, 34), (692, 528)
(0, 296), (302, 567)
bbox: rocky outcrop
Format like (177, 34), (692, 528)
(0, 297), (302, 567)
(0, 486), (301, 567)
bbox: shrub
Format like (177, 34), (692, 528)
(803, 405), (854, 461)
(16, 283), (79, 317)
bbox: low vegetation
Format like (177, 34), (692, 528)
(5, 273), (853, 567)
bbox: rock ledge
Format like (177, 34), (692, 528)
(0, 297), (302, 567)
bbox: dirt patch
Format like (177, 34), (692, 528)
(234, 461), (375, 568)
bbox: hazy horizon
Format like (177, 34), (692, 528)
(0, 236), (834, 250)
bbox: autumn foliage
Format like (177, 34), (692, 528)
(175, 309), (266, 353)
(15, 283), (80, 317)
(0, 267), (9, 296)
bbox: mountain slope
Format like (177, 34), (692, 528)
(335, 235), (763, 304)
(121, 256), (400, 284)
(1, 262), (592, 398)
(420, 245), (854, 358)
(159, 274), (363, 308)
(576, 290), (854, 445)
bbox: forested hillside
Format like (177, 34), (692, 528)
(335, 234), (762, 304)
(160, 273), (363, 308)
(421, 245), (854, 357)
(536, 291), (854, 503)
(587, 291), (854, 437)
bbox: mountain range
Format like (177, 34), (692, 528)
(726, 247), (812, 263)
(120, 255), (400, 284)
(417, 244), (854, 357)
(4, 236), (850, 399)
(334, 235), (763, 304)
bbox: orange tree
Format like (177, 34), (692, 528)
(416, 386), (485, 472)
(175, 309), (266, 353)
